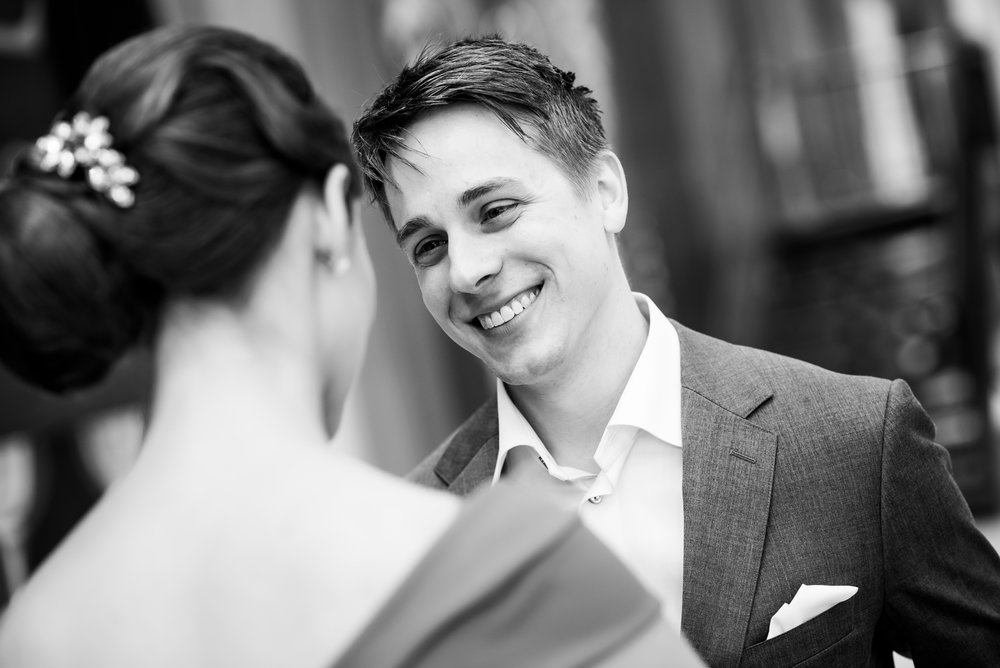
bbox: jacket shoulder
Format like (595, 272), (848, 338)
(677, 322), (892, 411)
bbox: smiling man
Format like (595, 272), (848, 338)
(352, 36), (1000, 667)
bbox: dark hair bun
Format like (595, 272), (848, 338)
(0, 172), (154, 393)
(0, 25), (359, 394)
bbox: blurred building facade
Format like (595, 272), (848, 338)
(1, 0), (999, 601)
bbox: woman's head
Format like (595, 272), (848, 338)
(0, 25), (364, 393)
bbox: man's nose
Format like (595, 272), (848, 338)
(447, 231), (502, 294)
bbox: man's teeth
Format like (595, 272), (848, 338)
(478, 288), (538, 330)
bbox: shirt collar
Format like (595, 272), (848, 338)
(492, 293), (682, 485)
(494, 382), (546, 484)
(607, 293), (682, 447)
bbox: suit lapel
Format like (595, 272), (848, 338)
(429, 322), (778, 665)
(447, 437), (499, 495)
(674, 322), (777, 666)
(433, 399), (499, 496)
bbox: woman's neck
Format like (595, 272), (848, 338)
(140, 302), (334, 465)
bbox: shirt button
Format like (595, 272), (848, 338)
(588, 495), (603, 505)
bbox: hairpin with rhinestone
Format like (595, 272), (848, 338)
(33, 111), (139, 209)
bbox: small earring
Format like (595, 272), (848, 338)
(315, 248), (351, 275)
(333, 256), (352, 275)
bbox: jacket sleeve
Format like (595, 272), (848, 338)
(881, 379), (1000, 664)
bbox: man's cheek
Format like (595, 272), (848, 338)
(420, 284), (442, 315)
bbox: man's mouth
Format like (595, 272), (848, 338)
(476, 286), (540, 330)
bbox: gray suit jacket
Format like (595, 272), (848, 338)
(408, 321), (1000, 667)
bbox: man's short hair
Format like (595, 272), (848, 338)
(352, 35), (609, 225)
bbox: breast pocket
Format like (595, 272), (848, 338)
(739, 596), (856, 668)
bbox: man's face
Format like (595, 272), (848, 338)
(384, 105), (625, 388)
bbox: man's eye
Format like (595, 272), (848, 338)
(413, 237), (447, 266)
(482, 202), (518, 223)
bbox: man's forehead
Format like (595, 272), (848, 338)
(394, 104), (530, 157)
(381, 106), (551, 218)
(385, 165), (526, 220)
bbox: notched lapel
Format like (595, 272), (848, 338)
(447, 437), (499, 496)
(433, 399), (500, 497)
(680, 388), (777, 668)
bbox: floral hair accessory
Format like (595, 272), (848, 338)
(33, 111), (139, 209)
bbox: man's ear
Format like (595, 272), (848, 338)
(594, 151), (629, 234)
(318, 163), (354, 273)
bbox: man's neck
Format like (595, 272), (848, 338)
(506, 293), (649, 470)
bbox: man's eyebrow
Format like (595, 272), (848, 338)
(395, 179), (521, 247)
(457, 178), (518, 209)
(395, 217), (431, 248)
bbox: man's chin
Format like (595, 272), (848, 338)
(454, 330), (563, 385)
(488, 355), (561, 388)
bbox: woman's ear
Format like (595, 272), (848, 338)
(595, 151), (629, 234)
(316, 164), (354, 274)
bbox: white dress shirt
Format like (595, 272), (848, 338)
(492, 293), (685, 631)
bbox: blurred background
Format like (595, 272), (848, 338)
(2, 0), (1000, 608)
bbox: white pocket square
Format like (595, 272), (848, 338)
(767, 584), (858, 640)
